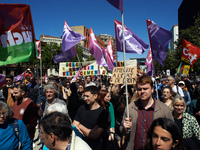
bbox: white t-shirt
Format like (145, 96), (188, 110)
(172, 85), (184, 97)
(85, 82), (96, 87)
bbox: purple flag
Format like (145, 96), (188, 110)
(53, 46), (77, 63)
(89, 28), (107, 67)
(0, 74), (6, 87)
(107, 0), (123, 12)
(14, 71), (25, 82)
(62, 20), (86, 53)
(147, 19), (172, 66)
(115, 20), (149, 54)
(145, 48), (153, 76)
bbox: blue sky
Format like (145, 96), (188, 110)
(1, 0), (183, 61)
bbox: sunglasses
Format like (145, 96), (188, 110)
(6, 80), (12, 82)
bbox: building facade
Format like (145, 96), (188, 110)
(70, 25), (105, 49)
(98, 34), (117, 62)
(170, 25), (179, 51)
(40, 34), (62, 46)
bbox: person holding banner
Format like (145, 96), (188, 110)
(121, 74), (173, 150)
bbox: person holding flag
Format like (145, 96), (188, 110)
(121, 74), (173, 150)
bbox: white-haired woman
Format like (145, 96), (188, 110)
(172, 95), (200, 140)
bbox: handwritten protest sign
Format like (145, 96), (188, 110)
(110, 67), (137, 85)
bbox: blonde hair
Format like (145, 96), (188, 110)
(172, 95), (186, 111)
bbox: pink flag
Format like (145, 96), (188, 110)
(36, 41), (41, 59)
(145, 48), (154, 76)
(14, 71), (25, 82)
(106, 39), (115, 71)
(89, 28), (107, 67)
(71, 69), (81, 83)
(0, 74), (6, 88)
(106, 39), (116, 63)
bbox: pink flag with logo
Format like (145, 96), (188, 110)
(89, 28), (107, 67)
(0, 74), (6, 87)
(106, 39), (116, 63)
(145, 48), (154, 76)
(106, 39), (115, 71)
(36, 41), (41, 59)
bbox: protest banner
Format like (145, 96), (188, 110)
(110, 66), (137, 84)
(59, 61), (108, 77)
(0, 4), (37, 66)
(58, 59), (137, 77)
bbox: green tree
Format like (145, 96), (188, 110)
(86, 55), (95, 61)
(41, 43), (62, 70)
(174, 14), (200, 72)
(68, 46), (83, 62)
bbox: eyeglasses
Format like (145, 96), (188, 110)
(6, 80), (12, 82)
(178, 84), (184, 86)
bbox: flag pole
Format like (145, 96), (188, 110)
(121, 12), (129, 118)
(40, 53), (43, 109)
(153, 60), (159, 101)
(36, 59), (41, 109)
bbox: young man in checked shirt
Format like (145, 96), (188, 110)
(121, 74), (173, 150)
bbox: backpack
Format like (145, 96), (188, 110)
(11, 118), (21, 150)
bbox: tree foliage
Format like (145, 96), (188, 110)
(41, 43), (62, 69)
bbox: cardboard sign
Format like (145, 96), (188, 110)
(110, 67), (137, 85)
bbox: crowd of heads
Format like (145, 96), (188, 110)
(1, 69), (200, 150)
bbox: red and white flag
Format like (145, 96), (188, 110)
(181, 39), (200, 66)
(36, 41), (41, 59)
(106, 39), (115, 71)
(145, 48), (153, 76)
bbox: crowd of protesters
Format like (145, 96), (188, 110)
(0, 68), (200, 150)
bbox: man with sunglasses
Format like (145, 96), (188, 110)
(2, 74), (15, 107)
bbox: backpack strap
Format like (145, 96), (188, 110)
(11, 118), (21, 150)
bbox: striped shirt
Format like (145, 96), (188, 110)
(134, 100), (155, 150)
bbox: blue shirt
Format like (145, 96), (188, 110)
(0, 119), (32, 150)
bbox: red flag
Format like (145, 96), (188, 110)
(181, 39), (200, 66)
(0, 4), (37, 66)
